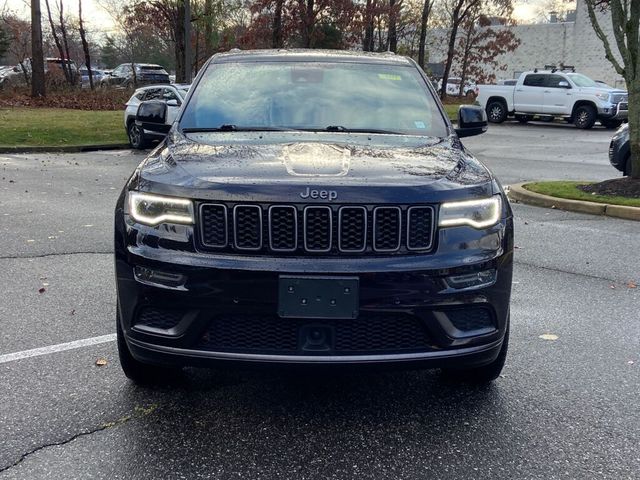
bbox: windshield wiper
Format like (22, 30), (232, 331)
(182, 125), (296, 133)
(321, 126), (406, 135)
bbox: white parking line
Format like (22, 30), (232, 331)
(0, 334), (116, 365)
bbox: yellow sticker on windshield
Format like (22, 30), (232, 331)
(378, 73), (402, 81)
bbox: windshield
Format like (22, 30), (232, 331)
(180, 61), (447, 137)
(567, 73), (597, 88)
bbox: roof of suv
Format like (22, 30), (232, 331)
(211, 49), (414, 66)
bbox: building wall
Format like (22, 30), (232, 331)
(427, 0), (626, 88)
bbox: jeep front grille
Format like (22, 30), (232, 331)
(199, 203), (435, 256)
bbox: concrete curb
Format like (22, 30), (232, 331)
(508, 183), (640, 221)
(0, 143), (130, 154)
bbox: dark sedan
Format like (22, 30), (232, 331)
(101, 63), (170, 88)
(609, 123), (630, 175)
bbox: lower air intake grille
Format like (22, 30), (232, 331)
(136, 307), (183, 330)
(447, 308), (495, 332)
(198, 313), (431, 355)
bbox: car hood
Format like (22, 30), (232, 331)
(134, 131), (495, 203)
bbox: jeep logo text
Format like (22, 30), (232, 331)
(300, 187), (338, 201)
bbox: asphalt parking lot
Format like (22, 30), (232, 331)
(1, 122), (638, 479)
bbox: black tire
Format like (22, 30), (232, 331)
(117, 309), (181, 385)
(127, 122), (147, 149)
(441, 320), (509, 384)
(602, 119), (623, 129)
(573, 105), (597, 129)
(486, 101), (507, 123)
(515, 114), (532, 124)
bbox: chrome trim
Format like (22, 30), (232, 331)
(303, 206), (332, 253)
(406, 206), (435, 251)
(338, 206), (367, 253)
(268, 205), (298, 252)
(199, 203), (228, 248)
(233, 204), (263, 251)
(373, 206), (402, 252)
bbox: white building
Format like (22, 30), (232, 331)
(427, 0), (626, 88)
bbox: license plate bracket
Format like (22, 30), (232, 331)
(278, 276), (359, 319)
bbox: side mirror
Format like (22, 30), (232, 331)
(166, 99), (179, 107)
(136, 101), (170, 134)
(558, 81), (570, 88)
(455, 105), (488, 138)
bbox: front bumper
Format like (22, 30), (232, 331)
(115, 215), (513, 369)
(598, 101), (628, 120)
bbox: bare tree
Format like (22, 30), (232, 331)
(78, 0), (93, 89)
(417, 0), (431, 68)
(584, 0), (640, 178)
(44, 0), (72, 84)
(31, 0), (46, 97)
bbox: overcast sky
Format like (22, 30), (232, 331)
(2, 0), (542, 34)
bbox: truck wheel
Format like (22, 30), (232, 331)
(515, 114), (532, 124)
(602, 119), (623, 129)
(486, 101), (507, 123)
(117, 308), (182, 385)
(441, 319), (509, 384)
(127, 122), (147, 149)
(573, 105), (596, 129)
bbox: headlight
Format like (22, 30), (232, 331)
(595, 92), (611, 102)
(127, 192), (194, 226)
(439, 196), (502, 229)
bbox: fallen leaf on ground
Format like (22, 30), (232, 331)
(95, 358), (108, 367)
(539, 333), (559, 341)
(627, 282), (637, 289)
(70, 309), (75, 315)
(628, 360), (635, 365)
(38, 287), (46, 294)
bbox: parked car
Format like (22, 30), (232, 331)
(114, 49), (513, 386)
(476, 70), (628, 129)
(79, 67), (104, 88)
(124, 84), (190, 148)
(0, 57), (79, 89)
(438, 77), (478, 97)
(609, 123), (631, 175)
(101, 63), (170, 88)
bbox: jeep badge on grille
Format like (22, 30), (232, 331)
(300, 187), (338, 201)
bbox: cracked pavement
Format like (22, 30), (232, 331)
(0, 123), (638, 479)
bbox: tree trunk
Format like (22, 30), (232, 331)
(299, 0), (314, 48)
(628, 77), (640, 178)
(58, 0), (75, 85)
(31, 0), (46, 97)
(388, 0), (397, 53)
(175, 1), (186, 83)
(273, 0), (283, 48)
(78, 0), (93, 89)
(440, 20), (460, 99)
(417, 0), (430, 69)
(363, 0), (374, 51)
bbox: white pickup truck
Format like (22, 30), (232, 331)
(476, 70), (628, 129)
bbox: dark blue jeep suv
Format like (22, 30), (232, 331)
(114, 50), (513, 384)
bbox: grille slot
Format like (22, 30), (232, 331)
(233, 205), (262, 250)
(304, 206), (332, 252)
(338, 207), (367, 252)
(197, 313), (431, 355)
(407, 206), (435, 250)
(269, 206), (297, 251)
(200, 204), (227, 248)
(373, 207), (401, 252)
(446, 308), (495, 332)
